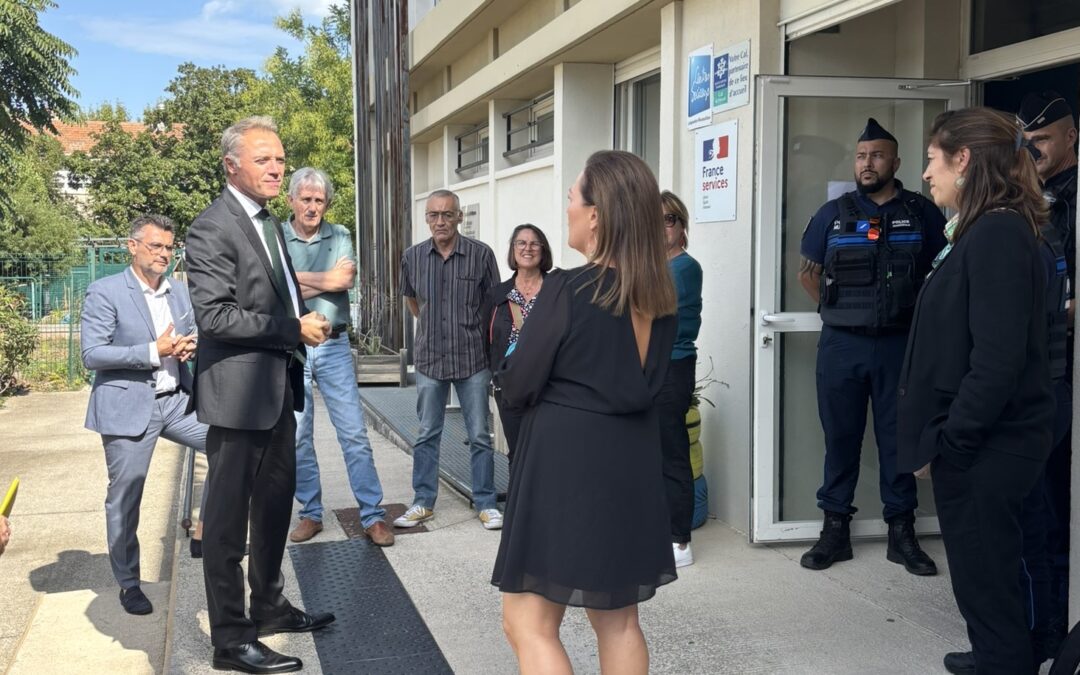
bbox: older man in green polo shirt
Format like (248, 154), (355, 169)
(283, 167), (393, 546)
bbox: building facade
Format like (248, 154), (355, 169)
(406, 0), (1080, 558)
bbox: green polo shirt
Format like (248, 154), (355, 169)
(283, 218), (354, 328)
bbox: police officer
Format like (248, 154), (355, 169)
(1020, 90), (1078, 662)
(797, 118), (947, 575)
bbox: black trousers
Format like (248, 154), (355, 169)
(202, 386), (297, 648)
(933, 449), (1045, 675)
(493, 388), (523, 471)
(657, 355), (696, 544)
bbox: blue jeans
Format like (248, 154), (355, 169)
(294, 333), (386, 529)
(413, 369), (496, 511)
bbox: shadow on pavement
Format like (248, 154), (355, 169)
(29, 549), (112, 593)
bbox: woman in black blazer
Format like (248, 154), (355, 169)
(898, 107), (1054, 674)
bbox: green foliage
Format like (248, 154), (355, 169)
(248, 6), (356, 229)
(80, 101), (129, 122)
(0, 134), (99, 258)
(60, 4), (356, 239)
(0, 0), (78, 215)
(70, 65), (260, 237)
(0, 285), (39, 395)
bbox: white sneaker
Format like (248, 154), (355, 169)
(673, 542), (694, 568)
(478, 509), (503, 530)
(392, 504), (434, 528)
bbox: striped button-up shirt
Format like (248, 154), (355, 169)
(401, 234), (499, 380)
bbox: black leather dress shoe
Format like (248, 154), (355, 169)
(190, 538), (203, 559)
(212, 641), (301, 674)
(942, 651), (975, 674)
(119, 586), (153, 615)
(255, 606), (336, 637)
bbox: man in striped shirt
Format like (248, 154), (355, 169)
(395, 189), (503, 530)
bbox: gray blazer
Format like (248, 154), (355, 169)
(82, 267), (196, 437)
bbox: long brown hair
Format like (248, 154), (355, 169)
(579, 150), (676, 317)
(928, 108), (1047, 241)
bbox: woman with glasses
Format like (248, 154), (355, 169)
(484, 224), (553, 468)
(492, 150), (677, 674)
(658, 190), (703, 568)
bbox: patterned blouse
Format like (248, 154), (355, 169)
(506, 287), (539, 350)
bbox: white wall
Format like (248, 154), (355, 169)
(660, 0), (783, 532)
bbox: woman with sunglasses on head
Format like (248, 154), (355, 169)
(898, 107), (1055, 674)
(485, 224), (554, 469)
(658, 190), (703, 568)
(491, 150), (677, 674)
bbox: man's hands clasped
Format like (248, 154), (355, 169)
(300, 311), (331, 347)
(156, 323), (198, 363)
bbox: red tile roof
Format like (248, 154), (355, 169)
(34, 120), (182, 154)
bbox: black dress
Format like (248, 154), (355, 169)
(490, 265), (678, 609)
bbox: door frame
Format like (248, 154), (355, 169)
(750, 75), (970, 543)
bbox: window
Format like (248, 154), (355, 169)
(455, 123), (489, 176)
(503, 91), (554, 161)
(615, 71), (661, 178)
(971, 0), (1080, 53)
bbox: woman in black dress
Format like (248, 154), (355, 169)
(484, 224), (553, 469)
(898, 107), (1054, 673)
(491, 150), (678, 674)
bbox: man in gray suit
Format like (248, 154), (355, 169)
(82, 214), (205, 616)
(185, 116), (332, 674)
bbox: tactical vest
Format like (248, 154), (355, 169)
(819, 191), (929, 329)
(1041, 224), (1070, 382)
(1045, 170), (1077, 280)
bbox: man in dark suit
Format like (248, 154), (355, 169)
(185, 116), (332, 674)
(81, 214), (205, 616)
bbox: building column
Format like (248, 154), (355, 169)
(552, 62), (615, 265)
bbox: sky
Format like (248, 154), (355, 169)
(39, 0), (338, 120)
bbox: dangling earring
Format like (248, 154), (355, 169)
(955, 175), (966, 188)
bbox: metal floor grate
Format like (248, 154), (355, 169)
(359, 386), (509, 504)
(289, 538), (453, 673)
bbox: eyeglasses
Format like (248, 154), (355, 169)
(133, 239), (176, 254)
(663, 213), (682, 228)
(425, 210), (459, 223)
(513, 240), (543, 250)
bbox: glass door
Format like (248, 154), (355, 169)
(751, 75), (968, 542)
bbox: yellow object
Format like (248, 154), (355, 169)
(1, 478), (18, 517)
(687, 406), (703, 479)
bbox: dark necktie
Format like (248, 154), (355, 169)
(257, 209), (306, 365)
(256, 209), (294, 317)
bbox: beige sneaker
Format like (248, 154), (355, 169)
(289, 518), (323, 543)
(393, 504), (434, 528)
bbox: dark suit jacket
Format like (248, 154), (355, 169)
(82, 267), (197, 436)
(896, 210), (1054, 472)
(185, 188), (306, 431)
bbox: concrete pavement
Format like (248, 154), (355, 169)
(0, 389), (182, 674)
(2, 387), (991, 673)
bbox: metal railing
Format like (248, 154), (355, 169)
(455, 123), (490, 174)
(504, 91), (554, 158)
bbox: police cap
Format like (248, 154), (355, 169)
(857, 118), (897, 145)
(1017, 91), (1074, 131)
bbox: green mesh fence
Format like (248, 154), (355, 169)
(0, 243), (179, 390)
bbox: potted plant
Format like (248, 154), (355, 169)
(688, 359), (720, 529)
